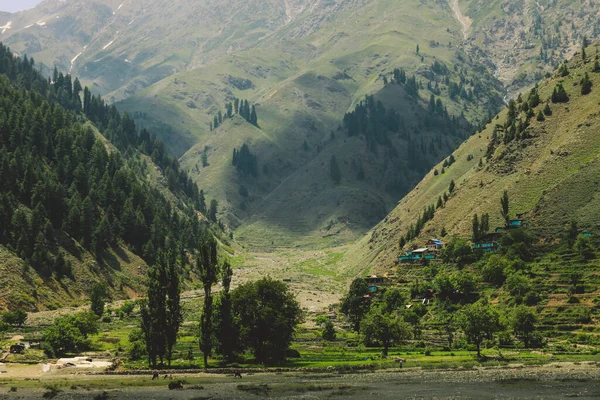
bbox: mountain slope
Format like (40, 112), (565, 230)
(0, 45), (213, 311)
(461, 0), (600, 97)
(343, 41), (600, 276)
(131, 0), (505, 247)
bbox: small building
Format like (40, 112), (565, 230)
(399, 248), (436, 263)
(472, 241), (500, 253)
(507, 219), (523, 229)
(583, 232), (592, 238)
(426, 239), (444, 251)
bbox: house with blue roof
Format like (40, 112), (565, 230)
(426, 239), (444, 252)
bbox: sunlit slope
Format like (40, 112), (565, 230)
(343, 42), (600, 276)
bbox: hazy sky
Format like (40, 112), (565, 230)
(0, 0), (43, 13)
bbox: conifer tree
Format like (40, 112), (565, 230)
(141, 254), (168, 368)
(537, 110), (545, 121)
(250, 105), (258, 126)
(581, 72), (592, 95)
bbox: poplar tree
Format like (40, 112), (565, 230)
(165, 251), (183, 366)
(500, 190), (510, 224)
(197, 237), (219, 368)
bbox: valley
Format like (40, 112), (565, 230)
(0, 0), (600, 395)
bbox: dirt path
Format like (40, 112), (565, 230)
(451, 0), (471, 40)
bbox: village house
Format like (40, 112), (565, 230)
(364, 275), (391, 292)
(399, 248), (436, 263)
(426, 239), (444, 252)
(471, 241), (500, 253)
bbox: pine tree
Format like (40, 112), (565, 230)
(480, 213), (489, 237)
(558, 62), (569, 77)
(543, 103), (552, 116)
(581, 72), (592, 95)
(140, 253), (168, 368)
(209, 199), (218, 223)
(536, 110), (545, 121)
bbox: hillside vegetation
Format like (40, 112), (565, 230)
(0, 44), (216, 311)
(346, 41), (600, 273)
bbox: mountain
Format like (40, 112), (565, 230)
(343, 40), (600, 276)
(0, 44), (217, 311)
(2, 0), (599, 249)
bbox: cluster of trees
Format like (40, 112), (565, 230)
(0, 42), (217, 277)
(43, 312), (99, 356)
(0, 310), (28, 331)
(344, 225), (551, 357)
(495, 53), (595, 149)
(212, 98), (258, 130)
(471, 213), (490, 242)
(139, 238), (302, 367)
(341, 93), (467, 178)
(399, 204), (436, 248)
(341, 279), (413, 356)
(551, 83), (569, 103)
(232, 143), (258, 177)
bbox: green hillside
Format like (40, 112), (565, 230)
(345, 40), (600, 276)
(0, 44), (216, 311)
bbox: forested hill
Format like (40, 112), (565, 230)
(0, 43), (217, 311)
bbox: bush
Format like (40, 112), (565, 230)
(285, 349), (301, 358)
(322, 320), (337, 341)
(481, 255), (509, 286)
(127, 329), (146, 361)
(1, 310), (28, 326)
(120, 301), (135, 316)
(505, 272), (531, 296)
